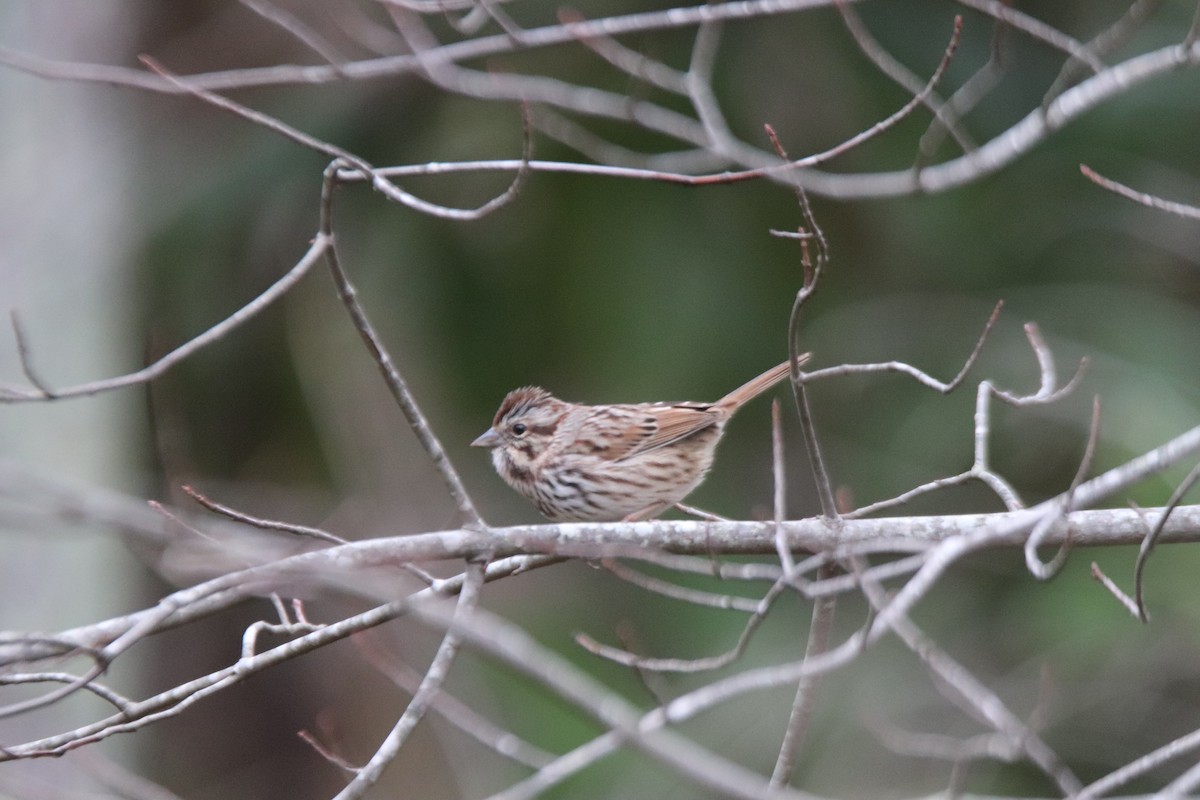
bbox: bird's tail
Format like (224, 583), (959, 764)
(718, 353), (811, 411)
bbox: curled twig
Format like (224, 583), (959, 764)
(1024, 395), (1102, 579)
(1134, 460), (1200, 622)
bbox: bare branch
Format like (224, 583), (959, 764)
(820, 40), (1200, 197)
(332, 559), (486, 799)
(915, 15), (1009, 170)
(237, 0), (348, 65)
(410, 603), (826, 800)
(1077, 724), (1200, 799)
(575, 578), (791, 673)
(354, 632), (556, 770)
(1090, 561), (1141, 617)
(556, 7), (689, 95)
(1042, 0), (1163, 106)
(866, 424), (1200, 651)
(0, 672), (132, 714)
(318, 165), (487, 529)
(773, 399), (797, 574)
(1081, 163), (1200, 220)
(954, 0), (1103, 72)
(1023, 395), (1102, 579)
(600, 559), (762, 612)
(6, 501), (1200, 677)
(1, 598), (414, 759)
(298, 729), (361, 774)
(1162, 754), (1200, 797)
(182, 484), (347, 545)
(805, 300), (1002, 396)
(883, 604), (1079, 793)
(764, 126), (838, 522)
(75, 748), (188, 800)
(8, 310), (53, 397)
(770, 563), (838, 787)
(481, 731), (626, 800)
(0, 1), (852, 96)
(841, 311), (1082, 519)
(142, 56), (527, 221)
(0, 235), (330, 403)
(1134, 460), (1200, 621)
(686, 17), (738, 156)
(835, 1), (974, 153)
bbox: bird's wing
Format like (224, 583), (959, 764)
(634, 403), (721, 455)
(567, 403), (719, 462)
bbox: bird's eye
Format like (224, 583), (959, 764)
(511, 422), (527, 436)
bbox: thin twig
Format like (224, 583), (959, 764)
(0, 4), (1194, 203)
(835, 304), (1029, 519)
(298, 729), (360, 773)
(802, 552), (930, 598)
(354, 632), (555, 770)
(238, 0), (348, 66)
(1023, 395), (1102, 579)
(241, 598), (325, 659)
(686, 17), (738, 156)
(529, 108), (727, 173)
(915, 10), (1010, 168)
(1188, 0), (1200, 48)
(1089, 561), (1140, 617)
(332, 559), (486, 800)
(600, 559), (761, 612)
(749, 16), (964, 184)
(1041, 0), (1162, 107)
(0, 236), (330, 403)
(75, 748), (188, 800)
(769, 564), (838, 787)
(0, 595), (413, 758)
(409, 601), (823, 800)
(763, 125), (839, 522)
(319, 163), (486, 529)
(556, 7), (688, 94)
(674, 501), (731, 521)
(575, 578), (791, 672)
(481, 731), (626, 800)
(1161, 751), (1200, 797)
(1080, 163), (1200, 220)
(0, 673), (132, 714)
(1076, 723), (1200, 799)
(806, 300), (1003, 400)
(871, 719), (1018, 763)
(1134, 459), (1200, 622)
(954, 0), (1103, 72)
(181, 484), (346, 545)
(865, 424), (1200, 657)
(835, 1), (973, 153)
(140, 55), (527, 221)
(9, 311), (54, 397)
(772, 399), (796, 574)
(856, 567), (1080, 794)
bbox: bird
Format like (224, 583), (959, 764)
(471, 355), (810, 521)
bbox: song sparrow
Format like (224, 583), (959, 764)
(471, 355), (811, 521)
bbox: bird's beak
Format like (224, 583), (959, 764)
(471, 428), (501, 448)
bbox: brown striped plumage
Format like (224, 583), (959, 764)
(471, 355), (810, 521)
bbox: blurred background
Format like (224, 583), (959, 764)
(1, 1), (1199, 798)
